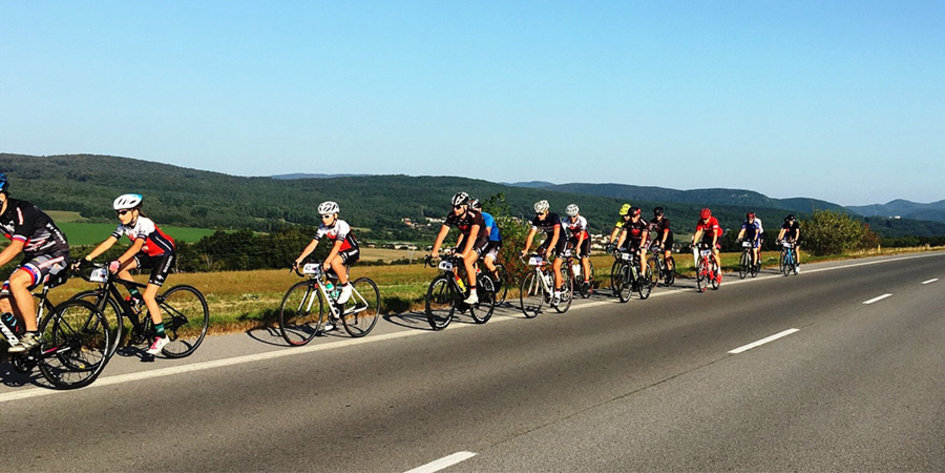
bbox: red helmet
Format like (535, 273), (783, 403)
(631, 206), (642, 217)
(700, 208), (712, 219)
(746, 211), (756, 219)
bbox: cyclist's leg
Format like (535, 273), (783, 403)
(328, 254), (349, 285)
(580, 240), (591, 282)
(6, 270), (35, 329)
(142, 253), (174, 325)
(462, 249), (478, 287)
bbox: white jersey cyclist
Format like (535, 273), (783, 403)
(314, 218), (360, 263)
(111, 216), (175, 257)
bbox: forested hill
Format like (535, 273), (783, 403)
(2, 153), (944, 239)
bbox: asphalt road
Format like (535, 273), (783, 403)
(1, 252), (943, 472)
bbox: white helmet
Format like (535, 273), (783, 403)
(451, 192), (470, 207)
(113, 193), (143, 211)
(317, 201), (340, 215)
(534, 200), (550, 214)
(566, 204), (580, 217)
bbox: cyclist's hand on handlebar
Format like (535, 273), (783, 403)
(71, 258), (88, 273)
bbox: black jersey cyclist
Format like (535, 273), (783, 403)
(607, 203), (633, 249)
(777, 214), (802, 273)
(0, 172), (71, 353)
(736, 211), (763, 269)
(649, 207), (675, 272)
(520, 200), (566, 303)
(615, 207), (649, 281)
(564, 204), (593, 289)
(431, 192), (486, 304)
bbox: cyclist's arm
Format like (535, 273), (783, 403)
(521, 227), (538, 254)
(546, 226), (561, 255)
(711, 228), (719, 247)
(295, 238), (319, 265)
(609, 226), (621, 244)
(453, 233), (463, 249)
(115, 238), (146, 266)
(431, 224), (451, 256)
(84, 236), (119, 261)
(737, 229), (745, 240)
(323, 239), (344, 266)
(576, 233), (585, 249)
(640, 229), (649, 246)
(616, 228), (628, 249)
(692, 230), (703, 245)
(661, 228), (669, 246)
(777, 229), (786, 241)
(0, 239), (25, 268)
(462, 224), (480, 255)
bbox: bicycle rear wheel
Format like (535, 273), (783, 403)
(554, 266), (573, 313)
(71, 289), (123, 358)
(519, 271), (543, 318)
(38, 300), (110, 389)
(425, 276), (456, 330)
(279, 281), (325, 346)
(158, 285), (209, 358)
(491, 263), (509, 306)
(469, 273), (496, 324)
(341, 277), (380, 337)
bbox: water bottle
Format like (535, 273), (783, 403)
(455, 275), (466, 292)
(325, 281), (337, 301)
(1, 312), (17, 333)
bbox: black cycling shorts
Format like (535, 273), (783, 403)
(539, 236), (567, 259)
(569, 237), (591, 257)
(133, 252), (176, 287)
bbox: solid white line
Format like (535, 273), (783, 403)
(728, 328), (800, 354)
(404, 452), (477, 473)
(863, 293), (893, 305)
(922, 278), (939, 285)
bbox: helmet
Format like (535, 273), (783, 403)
(785, 214), (795, 222)
(318, 201), (340, 215)
(113, 193), (143, 211)
(700, 208), (712, 219)
(653, 207), (664, 217)
(534, 200), (550, 214)
(619, 203), (632, 216)
(0, 171), (8, 194)
(451, 192), (470, 207)
(469, 198), (482, 210)
(747, 211), (756, 220)
(565, 204), (579, 217)
(630, 206), (642, 217)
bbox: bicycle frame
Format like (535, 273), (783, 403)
(298, 263), (370, 319)
(524, 255), (555, 298)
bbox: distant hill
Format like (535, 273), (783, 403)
(848, 199), (945, 224)
(271, 173), (366, 179)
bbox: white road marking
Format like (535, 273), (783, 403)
(921, 278), (938, 285)
(863, 293), (893, 305)
(728, 329), (800, 354)
(404, 451), (477, 473)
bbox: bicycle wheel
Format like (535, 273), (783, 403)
(696, 259), (708, 293)
(710, 262), (721, 290)
(341, 277), (380, 337)
(738, 252), (749, 279)
(491, 263), (509, 306)
(519, 271), (544, 318)
(71, 289), (124, 358)
(664, 256), (676, 286)
(779, 250), (787, 275)
(279, 281), (326, 346)
(38, 300), (110, 389)
(781, 251), (792, 277)
(554, 265), (573, 313)
(469, 273), (496, 324)
(638, 263), (654, 300)
(425, 275), (456, 330)
(159, 285), (209, 358)
(618, 263), (633, 303)
(609, 259), (622, 296)
(750, 254), (759, 278)
(573, 259), (591, 299)
(646, 255), (659, 289)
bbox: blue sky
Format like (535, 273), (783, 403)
(2, 1), (943, 206)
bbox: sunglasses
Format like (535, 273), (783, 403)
(116, 209), (132, 216)
(453, 205), (464, 210)
(320, 214), (333, 220)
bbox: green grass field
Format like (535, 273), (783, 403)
(58, 222), (216, 245)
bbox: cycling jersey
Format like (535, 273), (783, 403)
(624, 218), (649, 246)
(112, 216), (175, 257)
(564, 215), (589, 240)
(0, 198), (70, 257)
(531, 212), (562, 236)
(480, 211), (501, 242)
(781, 221), (800, 240)
(741, 219), (761, 239)
(696, 217), (723, 243)
(649, 217), (674, 249)
(315, 219), (359, 252)
(754, 217), (764, 234)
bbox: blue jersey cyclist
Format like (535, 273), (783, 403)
(469, 199), (503, 286)
(564, 204), (593, 290)
(736, 211), (762, 269)
(520, 200), (566, 304)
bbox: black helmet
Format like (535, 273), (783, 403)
(653, 206), (664, 217)
(785, 214), (795, 222)
(0, 171), (8, 194)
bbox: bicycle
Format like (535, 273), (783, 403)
(737, 239), (759, 279)
(647, 241), (675, 286)
(779, 240), (798, 276)
(519, 253), (572, 317)
(279, 261), (380, 345)
(423, 254), (496, 330)
(478, 259), (509, 307)
(3, 272), (111, 389)
(561, 246), (594, 299)
(692, 243), (721, 292)
(612, 248), (653, 303)
(71, 264), (209, 358)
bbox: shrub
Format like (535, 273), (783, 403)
(802, 210), (879, 256)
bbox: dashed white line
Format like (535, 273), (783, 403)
(863, 293), (893, 305)
(404, 451), (477, 473)
(728, 329), (800, 354)
(921, 278), (938, 285)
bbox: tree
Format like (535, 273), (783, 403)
(802, 210), (879, 256)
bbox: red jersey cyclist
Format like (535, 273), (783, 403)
(430, 192), (486, 305)
(564, 204), (592, 291)
(691, 208), (723, 278)
(615, 207), (649, 282)
(78, 194), (177, 355)
(520, 200), (565, 304)
(293, 201), (361, 330)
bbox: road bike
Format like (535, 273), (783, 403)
(478, 258), (509, 306)
(693, 243), (721, 292)
(561, 246), (594, 299)
(647, 241), (676, 286)
(779, 240), (798, 276)
(423, 255), (496, 330)
(519, 253), (572, 317)
(3, 272), (111, 389)
(72, 264), (209, 358)
(279, 262), (380, 345)
(612, 249), (653, 303)
(737, 239), (759, 279)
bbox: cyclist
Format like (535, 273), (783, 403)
(469, 199), (502, 286)
(615, 206), (649, 284)
(430, 192), (485, 305)
(777, 214), (801, 273)
(0, 172), (70, 353)
(77, 194), (176, 355)
(649, 207), (674, 272)
(691, 208), (723, 279)
(292, 201), (360, 330)
(520, 200), (565, 304)
(607, 203), (633, 249)
(736, 211), (762, 269)
(564, 204), (592, 291)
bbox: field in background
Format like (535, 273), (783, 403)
(58, 222), (216, 245)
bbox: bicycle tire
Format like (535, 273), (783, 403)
(638, 263), (654, 300)
(519, 271), (543, 318)
(38, 299), (111, 389)
(738, 252), (749, 279)
(664, 256), (676, 286)
(779, 249), (787, 275)
(71, 289), (124, 358)
(782, 251), (792, 277)
(554, 265), (573, 313)
(646, 255), (659, 290)
(341, 277), (380, 337)
(710, 262), (721, 290)
(618, 263), (633, 303)
(425, 275), (456, 330)
(159, 285), (209, 358)
(491, 263), (509, 306)
(750, 256), (759, 278)
(609, 259), (622, 296)
(469, 273), (496, 324)
(696, 259), (708, 293)
(279, 280), (325, 346)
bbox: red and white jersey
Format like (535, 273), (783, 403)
(315, 219), (359, 251)
(565, 215), (589, 240)
(695, 217), (722, 239)
(112, 217), (176, 257)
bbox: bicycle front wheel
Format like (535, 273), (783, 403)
(279, 281), (326, 346)
(610, 259), (622, 296)
(638, 264), (654, 300)
(71, 289), (124, 358)
(781, 251), (792, 276)
(341, 277), (380, 337)
(696, 259), (708, 293)
(425, 276), (456, 330)
(738, 252), (749, 279)
(779, 250), (787, 275)
(554, 265), (573, 313)
(492, 263), (509, 306)
(519, 271), (544, 318)
(159, 285), (210, 357)
(469, 273), (496, 324)
(38, 300), (111, 389)
(618, 264), (633, 303)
